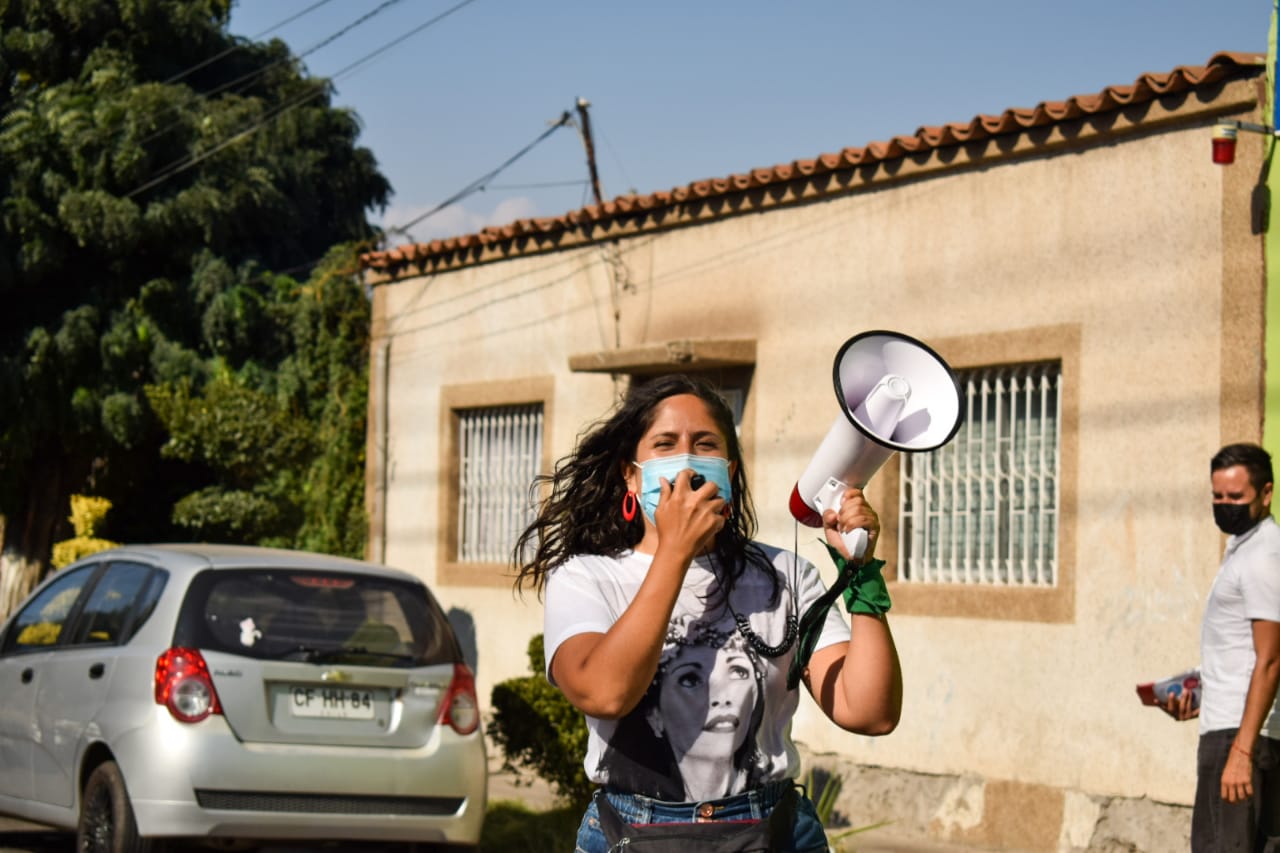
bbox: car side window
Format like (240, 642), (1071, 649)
(68, 562), (159, 647)
(1, 565), (98, 654)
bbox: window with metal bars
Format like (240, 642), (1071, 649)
(898, 362), (1061, 586)
(456, 404), (543, 563)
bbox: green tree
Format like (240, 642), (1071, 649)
(0, 0), (389, 614)
(145, 245), (371, 555)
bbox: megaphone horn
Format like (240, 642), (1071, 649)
(789, 330), (962, 559)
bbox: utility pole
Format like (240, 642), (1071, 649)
(575, 97), (605, 207)
(572, 96), (632, 355)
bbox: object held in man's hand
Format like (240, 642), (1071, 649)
(690, 473), (706, 490)
(1136, 668), (1200, 710)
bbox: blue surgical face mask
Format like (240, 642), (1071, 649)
(634, 453), (732, 525)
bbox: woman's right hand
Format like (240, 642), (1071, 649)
(653, 468), (726, 559)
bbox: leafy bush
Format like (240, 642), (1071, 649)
(487, 634), (592, 808)
(803, 765), (844, 825)
(50, 495), (118, 569)
(480, 801), (581, 853)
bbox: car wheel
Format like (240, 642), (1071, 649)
(77, 760), (153, 853)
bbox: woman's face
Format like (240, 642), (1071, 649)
(633, 394), (729, 463)
(657, 642), (759, 762)
(624, 393), (734, 488)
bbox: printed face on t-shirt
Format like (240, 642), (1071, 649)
(656, 641), (758, 762)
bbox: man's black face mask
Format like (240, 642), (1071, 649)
(1213, 503), (1258, 536)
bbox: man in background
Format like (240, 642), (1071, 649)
(1168, 442), (1280, 851)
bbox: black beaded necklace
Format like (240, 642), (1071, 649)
(710, 551), (799, 660)
(732, 609), (798, 659)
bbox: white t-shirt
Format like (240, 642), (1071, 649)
(543, 543), (851, 802)
(1199, 515), (1280, 736)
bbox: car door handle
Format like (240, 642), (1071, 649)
(89, 663), (105, 679)
(21, 668), (33, 683)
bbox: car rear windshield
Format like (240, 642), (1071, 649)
(173, 569), (460, 668)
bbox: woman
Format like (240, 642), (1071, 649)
(514, 374), (902, 852)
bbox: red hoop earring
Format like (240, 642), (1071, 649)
(621, 491), (638, 522)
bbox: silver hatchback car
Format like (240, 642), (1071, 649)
(0, 544), (487, 851)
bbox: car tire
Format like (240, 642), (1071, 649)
(77, 760), (153, 853)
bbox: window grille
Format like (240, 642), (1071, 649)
(898, 362), (1061, 586)
(457, 404), (543, 563)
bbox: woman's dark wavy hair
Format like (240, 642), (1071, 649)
(513, 374), (774, 599)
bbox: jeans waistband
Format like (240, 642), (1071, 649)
(602, 779), (798, 824)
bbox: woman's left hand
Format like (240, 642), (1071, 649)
(821, 487), (878, 563)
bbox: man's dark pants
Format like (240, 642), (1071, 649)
(1192, 729), (1280, 852)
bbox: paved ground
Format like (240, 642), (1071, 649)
(486, 759), (995, 852)
(0, 759), (997, 852)
(0, 819), (72, 853)
(485, 754), (558, 808)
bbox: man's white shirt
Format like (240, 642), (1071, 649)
(1200, 515), (1280, 736)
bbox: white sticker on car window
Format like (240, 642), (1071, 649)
(239, 617), (263, 647)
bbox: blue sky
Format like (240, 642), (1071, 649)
(228, 1), (1273, 248)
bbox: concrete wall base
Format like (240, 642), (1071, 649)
(801, 748), (1191, 852)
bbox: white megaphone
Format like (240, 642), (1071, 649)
(789, 330), (962, 559)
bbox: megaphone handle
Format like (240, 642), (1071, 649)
(813, 477), (870, 560)
(841, 527), (869, 561)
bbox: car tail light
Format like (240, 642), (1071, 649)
(437, 663), (480, 735)
(155, 647), (223, 723)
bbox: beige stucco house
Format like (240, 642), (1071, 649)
(360, 52), (1269, 850)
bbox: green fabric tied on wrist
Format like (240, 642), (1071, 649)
(785, 544), (892, 691)
(822, 542), (891, 615)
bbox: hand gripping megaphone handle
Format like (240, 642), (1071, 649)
(812, 477), (869, 560)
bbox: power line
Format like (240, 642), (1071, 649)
(593, 116), (637, 196)
(257, 108), (578, 282)
(141, 0), (409, 149)
(317, 0), (478, 82)
(125, 0), (479, 199)
(126, 82), (327, 197)
(248, 0), (340, 40)
(483, 179), (588, 191)
(261, 104), (581, 279)
(294, 0), (408, 60)
(199, 0), (409, 101)
(383, 110), (573, 240)
(163, 0), (339, 85)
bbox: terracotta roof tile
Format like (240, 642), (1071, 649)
(362, 51), (1264, 275)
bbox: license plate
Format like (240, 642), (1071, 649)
(289, 686), (376, 719)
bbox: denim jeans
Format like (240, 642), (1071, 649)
(573, 780), (830, 853)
